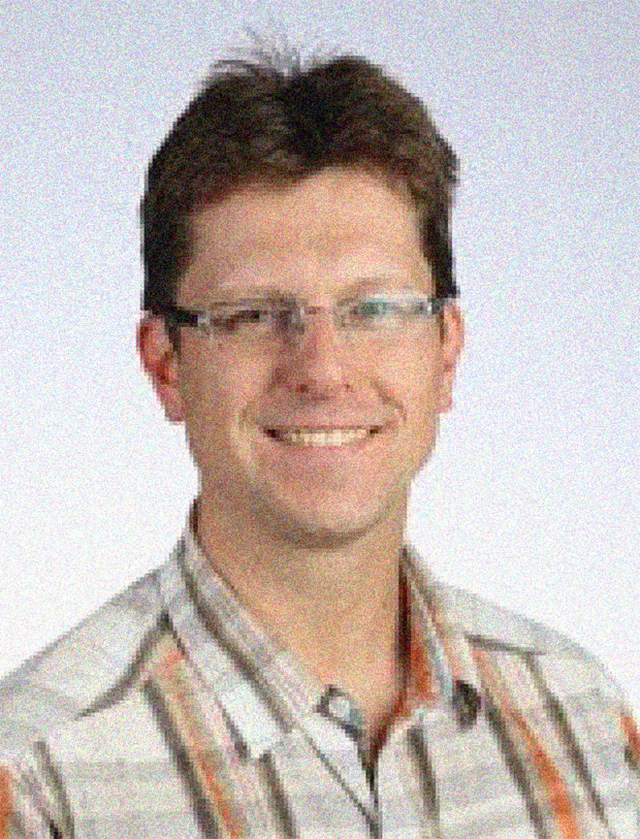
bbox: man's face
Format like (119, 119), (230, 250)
(141, 167), (463, 546)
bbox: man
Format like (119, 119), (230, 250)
(0, 51), (637, 838)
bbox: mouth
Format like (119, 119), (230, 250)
(263, 426), (384, 447)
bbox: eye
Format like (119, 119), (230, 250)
(344, 298), (404, 328)
(209, 302), (298, 335)
(209, 304), (272, 333)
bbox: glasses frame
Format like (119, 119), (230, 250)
(153, 292), (451, 342)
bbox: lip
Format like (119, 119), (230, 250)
(251, 421), (395, 457)
(243, 416), (399, 489)
(244, 409), (399, 456)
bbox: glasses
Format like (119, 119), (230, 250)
(155, 291), (450, 350)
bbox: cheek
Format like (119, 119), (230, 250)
(383, 341), (442, 410)
(387, 348), (444, 453)
(176, 356), (227, 461)
(178, 355), (269, 453)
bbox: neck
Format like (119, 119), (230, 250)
(194, 493), (408, 731)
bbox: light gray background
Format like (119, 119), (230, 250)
(1, 1), (638, 712)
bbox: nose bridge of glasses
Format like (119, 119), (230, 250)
(280, 305), (354, 394)
(282, 302), (351, 363)
(284, 301), (343, 337)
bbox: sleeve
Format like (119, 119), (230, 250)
(0, 761), (65, 839)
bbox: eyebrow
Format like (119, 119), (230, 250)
(210, 276), (422, 300)
(211, 283), (292, 299)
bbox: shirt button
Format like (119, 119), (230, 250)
(320, 686), (364, 734)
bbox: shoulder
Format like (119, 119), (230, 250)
(405, 546), (624, 702)
(442, 580), (625, 701)
(0, 564), (167, 760)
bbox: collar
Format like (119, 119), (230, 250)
(158, 519), (482, 759)
(402, 546), (482, 727)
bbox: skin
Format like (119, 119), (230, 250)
(139, 167), (464, 752)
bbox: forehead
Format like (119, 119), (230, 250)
(181, 168), (426, 297)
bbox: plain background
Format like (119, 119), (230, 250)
(1, 1), (638, 713)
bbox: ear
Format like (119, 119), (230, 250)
(137, 316), (185, 422)
(437, 303), (464, 413)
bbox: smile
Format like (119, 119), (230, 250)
(264, 427), (382, 447)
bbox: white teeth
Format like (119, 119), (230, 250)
(270, 428), (371, 447)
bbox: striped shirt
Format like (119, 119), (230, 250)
(0, 523), (638, 837)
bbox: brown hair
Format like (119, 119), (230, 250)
(141, 51), (459, 318)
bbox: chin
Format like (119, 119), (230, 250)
(268, 517), (381, 550)
(254, 488), (405, 549)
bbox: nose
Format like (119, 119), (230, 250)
(278, 308), (352, 397)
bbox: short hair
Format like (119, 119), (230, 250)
(141, 51), (459, 320)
